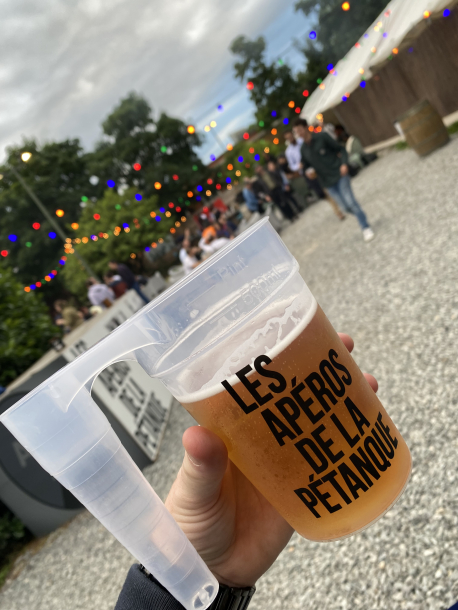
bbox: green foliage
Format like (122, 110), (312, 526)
(295, 0), (388, 64)
(0, 510), (27, 553)
(447, 121), (458, 135)
(295, 43), (330, 97)
(395, 141), (409, 150)
(0, 139), (89, 288)
(0, 265), (59, 387)
(61, 187), (174, 298)
(0, 503), (31, 589)
(219, 139), (283, 185)
(229, 36), (304, 126)
(87, 92), (209, 203)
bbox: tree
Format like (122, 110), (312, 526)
(230, 36), (304, 126)
(295, 0), (388, 64)
(86, 92), (210, 206)
(295, 42), (330, 98)
(0, 139), (90, 290)
(0, 265), (59, 387)
(60, 187), (174, 298)
(217, 138), (284, 186)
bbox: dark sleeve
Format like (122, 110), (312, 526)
(114, 565), (185, 610)
(117, 264), (135, 288)
(299, 144), (311, 172)
(322, 133), (349, 165)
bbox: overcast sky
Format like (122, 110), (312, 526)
(0, 0), (313, 163)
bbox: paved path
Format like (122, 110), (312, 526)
(1, 139), (458, 610)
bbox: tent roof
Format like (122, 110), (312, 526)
(301, 0), (455, 123)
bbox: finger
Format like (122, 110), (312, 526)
(177, 426), (229, 507)
(364, 372), (378, 393)
(338, 332), (354, 353)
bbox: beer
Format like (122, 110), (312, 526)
(181, 303), (411, 542)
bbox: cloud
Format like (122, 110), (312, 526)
(0, 0), (301, 161)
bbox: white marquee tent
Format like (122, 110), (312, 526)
(301, 0), (456, 124)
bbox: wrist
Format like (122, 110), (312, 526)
(209, 582), (256, 610)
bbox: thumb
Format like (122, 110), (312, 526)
(173, 426), (229, 510)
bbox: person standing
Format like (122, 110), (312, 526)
(108, 260), (149, 304)
(242, 177), (264, 214)
(277, 154), (303, 212)
(293, 118), (374, 242)
(284, 129), (345, 220)
(263, 162), (299, 222)
(86, 278), (115, 308)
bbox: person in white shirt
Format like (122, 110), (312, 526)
(179, 229), (192, 265)
(284, 131), (304, 173)
(198, 234), (230, 256)
(182, 247), (200, 275)
(86, 277), (115, 308)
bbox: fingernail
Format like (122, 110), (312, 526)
(186, 451), (201, 467)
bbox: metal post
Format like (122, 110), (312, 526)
(8, 164), (99, 280)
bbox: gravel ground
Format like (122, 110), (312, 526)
(1, 139), (458, 610)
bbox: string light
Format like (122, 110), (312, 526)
(154, 182), (162, 190)
(93, 213), (100, 220)
(392, 48), (399, 54)
(32, 222), (40, 230)
(246, 81), (254, 90)
(204, 125), (211, 132)
(226, 144), (233, 151)
(243, 132), (250, 140)
(133, 163), (141, 171)
(210, 121), (217, 128)
(303, 90), (309, 97)
(273, 138), (279, 145)
(342, 2), (350, 10)
(23, 259), (65, 292)
(1, 250), (8, 257)
(423, 10), (430, 18)
(187, 125), (195, 134)
(71, 223), (79, 230)
(271, 128), (277, 135)
(309, 31), (317, 40)
(8, 234), (18, 242)
(288, 101), (295, 108)
(56, 209), (64, 217)
(264, 147), (270, 153)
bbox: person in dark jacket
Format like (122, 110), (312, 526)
(293, 118), (374, 242)
(108, 260), (149, 304)
(115, 333), (378, 610)
(257, 163), (298, 222)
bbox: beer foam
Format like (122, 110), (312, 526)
(176, 295), (317, 404)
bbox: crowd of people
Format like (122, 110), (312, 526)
(238, 119), (376, 242)
(53, 259), (150, 334)
(53, 120), (377, 333)
(179, 211), (237, 275)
